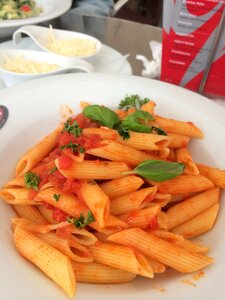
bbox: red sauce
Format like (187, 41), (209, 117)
(52, 208), (68, 222)
(74, 113), (99, 129)
(149, 216), (159, 231)
(62, 179), (81, 194)
(28, 189), (38, 200)
(58, 155), (73, 170)
(48, 170), (66, 189)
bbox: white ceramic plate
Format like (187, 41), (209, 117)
(0, 0), (71, 38)
(0, 73), (224, 300)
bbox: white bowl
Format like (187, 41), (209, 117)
(0, 49), (94, 87)
(0, 0), (72, 39)
(13, 25), (103, 59)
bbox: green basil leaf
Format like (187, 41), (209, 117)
(129, 160), (184, 181)
(83, 105), (120, 129)
(122, 110), (154, 133)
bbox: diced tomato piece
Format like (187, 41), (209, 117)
(43, 202), (54, 210)
(52, 208), (68, 222)
(48, 170), (66, 189)
(62, 179), (81, 194)
(149, 216), (159, 231)
(58, 155), (73, 169)
(21, 5), (31, 12)
(56, 226), (73, 239)
(73, 113), (99, 129)
(28, 189), (38, 200)
(58, 131), (75, 147)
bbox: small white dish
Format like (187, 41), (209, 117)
(13, 25), (103, 59)
(0, 0), (71, 38)
(0, 49), (94, 87)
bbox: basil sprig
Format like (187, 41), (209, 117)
(83, 105), (120, 129)
(126, 160), (184, 181)
(122, 110), (154, 133)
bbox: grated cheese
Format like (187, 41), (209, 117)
(45, 26), (97, 57)
(1, 55), (60, 74)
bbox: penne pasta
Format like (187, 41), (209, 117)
(72, 261), (136, 283)
(110, 187), (157, 215)
(176, 147), (199, 175)
(168, 133), (190, 148)
(197, 163), (225, 188)
(171, 203), (219, 239)
(15, 127), (62, 177)
(55, 159), (131, 180)
(35, 187), (89, 217)
(14, 226), (76, 297)
(148, 175), (215, 195)
(108, 228), (213, 273)
(79, 180), (110, 228)
(118, 205), (160, 229)
(13, 204), (47, 224)
(0, 188), (38, 205)
(99, 175), (144, 199)
(155, 115), (204, 138)
(36, 232), (93, 263)
(82, 127), (118, 140)
(86, 140), (159, 166)
(167, 188), (220, 230)
(116, 131), (170, 151)
(89, 241), (154, 278)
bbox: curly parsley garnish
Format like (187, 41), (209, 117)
(60, 141), (85, 154)
(67, 211), (95, 229)
(118, 94), (149, 111)
(53, 194), (61, 201)
(62, 118), (82, 137)
(24, 171), (40, 191)
(49, 166), (58, 174)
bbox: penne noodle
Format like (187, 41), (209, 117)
(118, 205), (160, 229)
(3, 176), (25, 189)
(171, 203), (220, 239)
(86, 140), (159, 166)
(110, 187), (157, 215)
(14, 226), (76, 297)
(38, 206), (58, 224)
(89, 241), (154, 278)
(149, 229), (184, 243)
(15, 127), (62, 177)
(35, 187), (89, 217)
(0, 188), (38, 205)
(55, 159), (131, 180)
(69, 227), (98, 246)
(13, 204), (47, 224)
(176, 147), (199, 175)
(141, 100), (156, 115)
(157, 211), (168, 230)
(197, 163), (225, 189)
(148, 175), (215, 195)
(147, 257), (166, 273)
(36, 232), (93, 263)
(155, 115), (204, 138)
(82, 127), (118, 140)
(167, 188), (220, 230)
(146, 193), (171, 208)
(99, 175), (144, 199)
(72, 261), (136, 283)
(90, 214), (128, 235)
(176, 240), (209, 255)
(108, 228), (213, 273)
(168, 133), (190, 148)
(116, 131), (170, 151)
(79, 180), (110, 228)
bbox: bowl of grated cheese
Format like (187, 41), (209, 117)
(0, 49), (94, 87)
(13, 25), (103, 59)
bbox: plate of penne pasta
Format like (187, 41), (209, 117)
(0, 73), (224, 300)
